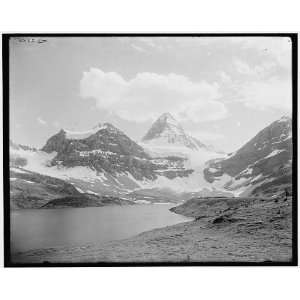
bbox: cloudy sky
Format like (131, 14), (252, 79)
(10, 36), (292, 152)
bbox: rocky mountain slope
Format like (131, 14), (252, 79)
(41, 122), (193, 187)
(42, 123), (155, 179)
(203, 116), (292, 196)
(10, 167), (81, 209)
(10, 167), (133, 209)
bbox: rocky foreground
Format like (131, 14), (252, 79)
(12, 195), (293, 264)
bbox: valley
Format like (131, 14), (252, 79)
(9, 113), (294, 263)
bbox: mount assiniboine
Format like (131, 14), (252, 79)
(141, 112), (211, 153)
(9, 114), (292, 208)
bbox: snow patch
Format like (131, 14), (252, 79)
(86, 190), (98, 195)
(239, 167), (253, 176)
(265, 149), (285, 159)
(23, 180), (35, 184)
(208, 167), (219, 173)
(75, 186), (85, 193)
(10, 167), (29, 174)
(251, 174), (263, 182)
(229, 177), (249, 189)
(97, 172), (107, 182)
(77, 149), (115, 157)
(135, 200), (151, 204)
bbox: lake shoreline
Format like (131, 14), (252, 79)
(11, 196), (293, 263)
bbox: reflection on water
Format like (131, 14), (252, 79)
(11, 204), (192, 252)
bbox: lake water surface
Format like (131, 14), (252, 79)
(11, 204), (192, 252)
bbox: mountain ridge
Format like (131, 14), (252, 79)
(9, 115), (293, 206)
(203, 116), (292, 196)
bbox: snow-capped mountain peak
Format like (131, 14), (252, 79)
(141, 112), (211, 152)
(142, 112), (185, 142)
(63, 123), (108, 140)
(157, 112), (181, 126)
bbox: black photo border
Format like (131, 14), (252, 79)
(2, 33), (298, 267)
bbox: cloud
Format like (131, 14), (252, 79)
(234, 59), (258, 76)
(233, 59), (276, 78)
(37, 117), (47, 125)
(127, 38), (165, 53)
(80, 68), (228, 122)
(126, 37), (291, 73)
(144, 36), (291, 69)
(138, 38), (163, 50)
(131, 44), (147, 53)
(221, 54), (291, 113)
(237, 77), (292, 112)
(217, 71), (232, 83)
(226, 37), (292, 70)
(53, 121), (60, 128)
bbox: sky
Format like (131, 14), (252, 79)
(9, 36), (292, 152)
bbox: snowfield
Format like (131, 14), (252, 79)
(64, 124), (108, 139)
(10, 143), (233, 196)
